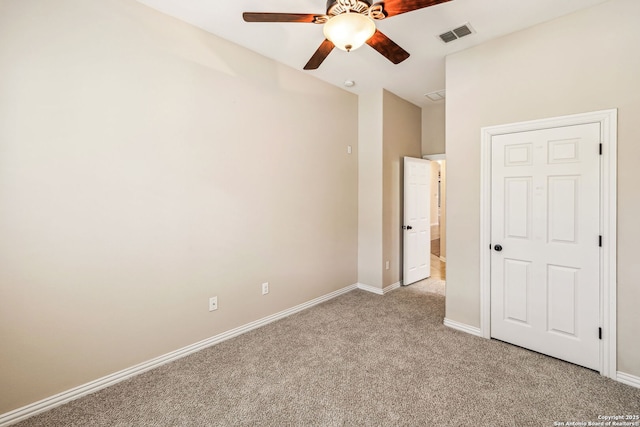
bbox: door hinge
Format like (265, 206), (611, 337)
(489, 244), (492, 250)
(599, 235), (603, 247)
(599, 327), (602, 340)
(599, 143), (603, 155)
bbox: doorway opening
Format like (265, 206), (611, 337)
(413, 154), (446, 295)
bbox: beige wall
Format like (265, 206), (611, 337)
(357, 90), (422, 289)
(358, 91), (384, 288)
(0, 0), (358, 413)
(421, 103), (446, 155)
(446, 0), (640, 377)
(382, 90), (422, 286)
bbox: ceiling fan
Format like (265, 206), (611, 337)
(243, 0), (452, 70)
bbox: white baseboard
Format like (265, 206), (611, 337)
(444, 318), (483, 337)
(384, 281), (402, 294)
(617, 371), (640, 389)
(357, 281), (401, 295)
(0, 283), (358, 427)
(357, 283), (383, 295)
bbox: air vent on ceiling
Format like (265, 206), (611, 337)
(424, 90), (445, 102)
(438, 23), (475, 44)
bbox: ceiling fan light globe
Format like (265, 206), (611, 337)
(323, 13), (376, 52)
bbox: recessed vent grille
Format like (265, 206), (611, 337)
(439, 31), (457, 43)
(438, 23), (474, 43)
(424, 90), (445, 102)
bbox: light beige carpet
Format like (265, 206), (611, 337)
(15, 286), (640, 426)
(411, 277), (445, 296)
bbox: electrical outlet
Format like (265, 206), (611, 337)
(262, 282), (269, 295)
(385, 261), (390, 270)
(209, 296), (218, 312)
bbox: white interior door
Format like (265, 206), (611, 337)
(403, 157), (431, 286)
(490, 123), (601, 370)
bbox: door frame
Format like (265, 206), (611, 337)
(424, 154), (446, 262)
(479, 109), (617, 379)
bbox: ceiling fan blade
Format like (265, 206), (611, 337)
(243, 12), (321, 23)
(303, 39), (335, 70)
(381, 0), (452, 17)
(366, 30), (410, 64)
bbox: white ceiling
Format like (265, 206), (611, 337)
(135, 0), (609, 108)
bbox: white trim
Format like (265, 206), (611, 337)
(357, 283), (384, 295)
(444, 318), (483, 337)
(616, 372), (640, 389)
(384, 281), (402, 293)
(600, 110), (617, 380)
(0, 284), (358, 427)
(479, 117), (493, 340)
(357, 281), (401, 295)
(479, 109), (617, 379)
(423, 154), (446, 161)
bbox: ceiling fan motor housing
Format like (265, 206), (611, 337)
(326, 0), (372, 16)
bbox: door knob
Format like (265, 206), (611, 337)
(403, 225), (413, 230)
(494, 244), (503, 252)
